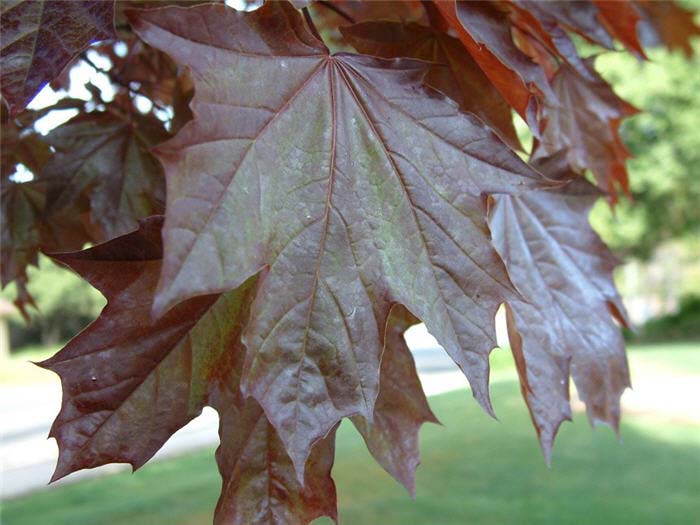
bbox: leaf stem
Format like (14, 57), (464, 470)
(421, 0), (447, 32)
(302, 7), (324, 43)
(317, 1), (355, 24)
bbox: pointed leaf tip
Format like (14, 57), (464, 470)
(491, 158), (630, 458)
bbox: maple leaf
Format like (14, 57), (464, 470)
(533, 62), (638, 198)
(0, 0), (115, 115)
(42, 111), (167, 241)
(41, 217), (234, 480)
(128, 1), (545, 479)
(0, 179), (44, 317)
(1, 105), (51, 178)
(41, 217), (339, 524)
(93, 35), (194, 123)
(593, 1), (646, 58)
(515, 1), (615, 51)
(0, 98), (105, 310)
(433, 0), (555, 130)
(636, 0), (700, 58)
(351, 305), (439, 497)
(506, 1), (596, 82)
(41, 217), (435, 523)
(488, 154), (631, 460)
(341, 20), (521, 150)
(210, 365), (338, 525)
(0, 104), (51, 315)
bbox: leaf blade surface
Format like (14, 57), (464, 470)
(129, 1), (544, 477)
(0, 0), (115, 114)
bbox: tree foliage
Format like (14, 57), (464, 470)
(1, 1), (698, 523)
(590, 43), (700, 259)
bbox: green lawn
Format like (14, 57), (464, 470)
(627, 341), (700, 375)
(0, 344), (61, 384)
(3, 344), (699, 525)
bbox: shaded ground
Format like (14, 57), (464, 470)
(3, 343), (699, 525)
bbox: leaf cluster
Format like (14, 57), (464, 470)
(1, 1), (698, 523)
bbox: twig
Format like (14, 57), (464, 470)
(317, 1), (355, 24)
(80, 52), (169, 113)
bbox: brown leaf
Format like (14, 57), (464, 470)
(533, 62), (638, 197)
(41, 218), (338, 525)
(434, 0), (554, 130)
(0, 179), (44, 317)
(1, 106), (51, 178)
(41, 217), (228, 479)
(594, 0), (646, 58)
(488, 154), (631, 460)
(316, 0), (425, 25)
(352, 305), (438, 497)
(506, 1), (594, 82)
(515, 1), (615, 50)
(42, 111), (167, 241)
(341, 20), (521, 149)
(211, 374), (338, 525)
(97, 37), (187, 110)
(0, 0), (115, 115)
(0, 101), (109, 311)
(129, 1), (544, 479)
(636, 0), (700, 58)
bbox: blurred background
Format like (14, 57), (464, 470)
(1, 3), (699, 525)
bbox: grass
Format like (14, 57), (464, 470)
(0, 344), (61, 385)
(627, 341), (700, 375)
(2, 343), (699, 524)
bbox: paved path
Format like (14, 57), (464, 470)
(2, 343), (698, 500)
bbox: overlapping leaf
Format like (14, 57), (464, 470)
(488, 155), (631, 459)
(0, 0), (115, 115)
(0, 104), (50, 314)
(302, 1), (427, 50)
(594, 1), (645, 58)
(210, 362), (338, 525)
(515, 1), (614, 50)
(637, 0), (700, 58)
(129, 1), (544, 478)
(533, 62), (637, 197)
(0, 179), (43, 286)
(0, 179), (44, 316)
(351, 305), (438, 496)
(1, 106), (50, 178)
(42, 216), (446, 523)
(314, 0), (425, 25)
(42, 111), (167, 240)
(434, 0), (555, 130)
(506, 1), (595, 81)
(41, 218), (339, 524)
(341, 20), (521, 149)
